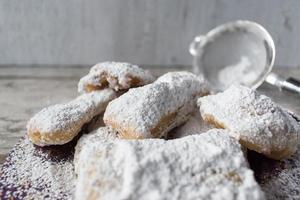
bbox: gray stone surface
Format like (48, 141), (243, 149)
(1, 0), (300, 67)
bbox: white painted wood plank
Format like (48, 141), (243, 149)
(0, 0), (300, 67)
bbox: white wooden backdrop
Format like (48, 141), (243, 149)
(0, 0), (299, 67)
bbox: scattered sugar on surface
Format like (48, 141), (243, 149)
(0, 137), (75, 199)
(260, 148), (300, 200)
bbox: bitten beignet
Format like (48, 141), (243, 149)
(198, 85), (300, 160)
(103, 71), (209, 139)
(78, 62), (155, 93)
(27, 89), (116, 146)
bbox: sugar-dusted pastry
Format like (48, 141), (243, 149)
(78, 62), (155, 93)
(198, 85), (300, 160)
(74, 127), (118, 175)
(104, 71), (209, 139)
(27, 89), (117, 146)
(74, 129), (265, 200)
(167, 110), (213, 139)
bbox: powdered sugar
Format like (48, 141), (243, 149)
(27, 89), (116, 146)
(168, 110), (213, 139)
(198, 85), (300, 160)
(0, 137), (75, 199)
(78, 62), (155, 93)
(104, 71), (209, 139)
(259, 148), (300, 200)
(74, 127), (118, 175)
(218, 56), (258, 89)
(74, 129), (265, 200)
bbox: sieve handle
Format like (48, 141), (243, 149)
(266, 73), (300, 95)
(282, 77), (300, 94)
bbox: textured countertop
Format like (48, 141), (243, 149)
(0, 66), (299, 164)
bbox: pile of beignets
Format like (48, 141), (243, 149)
(27, 62), (300, 200)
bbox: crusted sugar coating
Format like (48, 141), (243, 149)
(103, 71), (209, 139)
(168, 110), (214, 139)
(198, 85), (300, 160)
(78, 62), (155, 93)
(74, 127), (118, 175)
(27, 89), (117, 146)
(74, 129), (265, 200)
